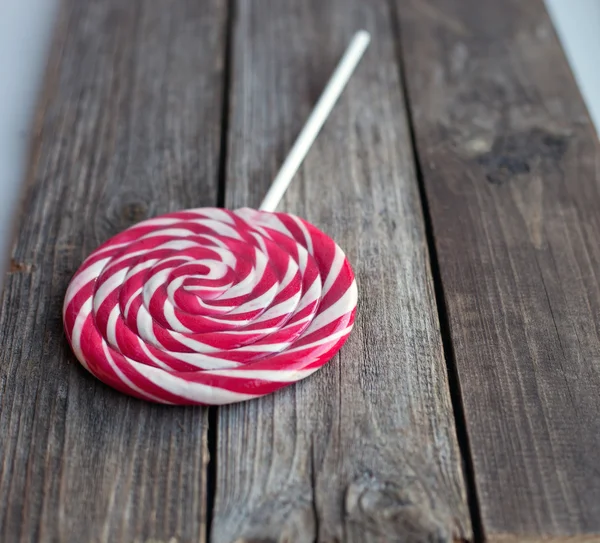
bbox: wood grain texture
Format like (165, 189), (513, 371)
(396, 0), (600, 540)
(210, 1), (471, 542)
(0, 1), (226, 541)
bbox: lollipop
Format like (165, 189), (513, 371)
(63, 31), (370, 405)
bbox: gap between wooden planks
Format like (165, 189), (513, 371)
(397, 0), (600, 541)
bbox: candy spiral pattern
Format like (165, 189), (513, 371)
(63, 207), (357, 405)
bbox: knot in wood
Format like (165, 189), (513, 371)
(345, 473), (451, 542)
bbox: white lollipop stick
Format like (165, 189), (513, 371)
(259, 30), (371, 212)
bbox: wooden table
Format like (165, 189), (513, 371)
(2, 1), (600, 541)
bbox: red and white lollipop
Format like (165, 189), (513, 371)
(63, 32), (370, 405)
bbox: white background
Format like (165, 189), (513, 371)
(0, 0), (598, 280)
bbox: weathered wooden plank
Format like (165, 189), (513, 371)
(210, 1), (471, 541)
(396, 0), (600, 540)
(0, 1), (226, 541)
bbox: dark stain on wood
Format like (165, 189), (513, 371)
(7, 259), (34, 274)
(118, 200), (149, 224)
(478, 128), (569, 184)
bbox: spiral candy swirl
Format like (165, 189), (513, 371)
(63, 208), (357, 405)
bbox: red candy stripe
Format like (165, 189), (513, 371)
(63, 207), (357, 405)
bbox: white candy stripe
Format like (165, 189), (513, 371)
(102, 342), (167, 403)
(106, 305), (120, 346)
(217, 247), (266, 300)
(166, 276), (186, 300)
(143, 268), (170, 308)
(168, 330), (219, 353)
(70, 297), (93, 370)
(190, 219), (244, 240)
(130, 360), (258, 404)
(163, 300), (192, 333)
(94, 268), (128, 312)
(250, 231), (269, 255)
(253, 294), (304, 323)
(293, 277), (322, 313)
(228, 282), (279, 315)
(131, 217), (183, 228)
(124, 287), (143, 319)
(208, 368), (318, 381)
(126, 258), (159, 278)
(137, 306), (161, 346)
(167, 353), (241, 370)
(188, 207), (236, 224)
(263, 213), (296, 239)
(138, 338), (175, 371)
(304, 280), (358, 334)
(322, 244), (345, 295)
(297, 244), (308, 274)
(291, 214), (314, 254)
(284, 325), (354, 354)
(235, 341), (292, 353)
(140, 229), (200, 240)
(64, 258), (110, 308)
